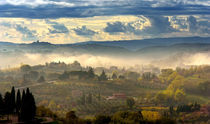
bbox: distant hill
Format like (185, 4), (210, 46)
(1, 37), (210, 58)
(0, 41), (15, 45)
(75, 37), (210, 50)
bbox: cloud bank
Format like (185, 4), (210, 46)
(0, 0), (210, 18)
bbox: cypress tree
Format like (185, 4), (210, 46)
(99, 70), (108, 81)
(20, 88), (36, 122)
(16, 89), (21, 114)
(11, 86), (16, 113)
(88, 67), (95, 79)
(0, 94), (4, 115)
(4, 92), (12, 114)
(22, 90), (26, 103)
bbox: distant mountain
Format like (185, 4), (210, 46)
(1, 37), (210, 58)
(75, 37), (210, 50)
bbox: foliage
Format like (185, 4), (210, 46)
(20, 65), (31, 73)
(0, 87), (36, 122)
(98, 70), (108, 81)
(126, 98), (135, 109)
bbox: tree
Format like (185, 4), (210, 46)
(59, 71), (70, 80)
(198, 81), (210, 95)
(88, 67), (95, 79)
(126, 98), (135, 109)
(0, 94), (4, 115)
(20, 88), (36, 122)
(174, 89), (186, 104)
(94, 115), (111, 124)
(4, 92), (12, 114)
(169, 106), (174, 116)
(20, 65), (31, 73)
(112, 111), (144, 123)
(99, 70), (108, 81)
(29, 71), (39, 80)
(112, 73), (117, 80)
(16, 89), (21, 114)
(119, 75), (125, 80)
(11, 86), (16, 113)
(127, 72), (140, 80)
(22, 90), (26, 103)
(66, 111), (78, 124)
(37, 76), (45, 83)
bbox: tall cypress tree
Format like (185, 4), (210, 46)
(20, 88), (36, 122)
(88, 67), (95, 79)
(99, 70), (108, 81)
(11, 86), (16, 113)
(22, 90), (25, 103)
(4, 92), (12, 114)
(16, 89), (21, 114)
(0, 94), (4, 115)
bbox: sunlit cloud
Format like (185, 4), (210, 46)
(0, 15), (210, 43)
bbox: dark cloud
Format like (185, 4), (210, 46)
(46, 20), (69, 34)
(188, 16), (210, 34)
(104, 21), (136, 34)
(73, 26), (97, 36)
(143, 16), (178, 35)
(104, 16), (178, 35)
(0, 3), (210, 18)
(15, 24), (37, 41)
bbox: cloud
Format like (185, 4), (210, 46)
(0, 21), (37, 41)
(143, 16), (178, 35)
(104, 21), (136, 35)
(0, 0), (210, 18)
(1, 0), (210, 8)
(73, 26), (97, 36)
(0, 22), (12, 27)
(15, 24), (37, 41)
(47, 20), (69, 34)
(0, 0), (75, 7)
(188, 16), (210, 34)
(104, 16), (178, 35)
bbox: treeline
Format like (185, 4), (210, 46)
(176, 103), (201, 113)
(0, 87), (36, 122)
(59, 68), (108, 81)
(61, 110), (176, 124)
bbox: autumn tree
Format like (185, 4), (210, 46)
(126, 98), (135, 109)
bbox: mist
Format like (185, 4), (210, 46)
(1, 51), (210, 70)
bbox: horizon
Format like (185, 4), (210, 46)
(1, 36), (210, 45)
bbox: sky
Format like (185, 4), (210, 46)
(0, 0), (210, 44)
